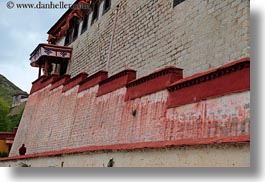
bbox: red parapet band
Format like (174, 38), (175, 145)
(50, 75), (71, 91)
(31, 75), (47, 84)
(97, 69), (136, 96)
(0, 133), (16, 140)
(30, 76), (47, 94)
(30, 74), (58, 94)
(78, 71), (108, 93)
(0, 135), (249, 162)
(62, 72), (88, 92)
(40, 74), (59, 87)
(125, 66), (183, 101)
(167, 57), (250, 108)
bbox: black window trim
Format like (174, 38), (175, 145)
(91, 1), (99, 25)
(81, 13), (89, 34)
(173, 0), (185, 7)
(64, 29), (73, 46)
(72, 21), (80, 41)
(102, 0), (111, 15)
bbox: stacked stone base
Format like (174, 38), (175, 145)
(0, 58), (250, 167)
(0, 143), (249, 167)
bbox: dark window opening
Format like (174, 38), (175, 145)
(73, 21), (80, 41)
(64, 18), (80, 45)
(81, 14), (89, 34)
(173, 0), (185, 7)
(64, 29), (72, 46)
(50, 38), (56, 45)
(103, 0), (111, 15)
(60, 61), (68, 76)
(91, 1), (99, 25)
(8, 144), (12, 153)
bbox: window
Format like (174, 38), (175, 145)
(73, 21), (80, 41)
(103, 0), (111, 15)
(81, 14), (89, 34)
(91, 1), (99, 25)
(173, 0), (185, 7)
(64, 29), (72, 46)
(64, 18), (80, 45)
(60, 61), (68, 76)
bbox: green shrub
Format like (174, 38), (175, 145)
(0, 152), (8, 158)
(0, 98), (9, 132)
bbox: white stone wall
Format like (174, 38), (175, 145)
(1, 143), (250, 167)
(56, 36), (65, 46)
(63, 0), (249, 78)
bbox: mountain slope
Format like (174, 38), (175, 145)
(0, 74), (24, 105)
(0, 74), (26, 132)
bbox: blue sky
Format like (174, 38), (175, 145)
(0, 0), (74, 93)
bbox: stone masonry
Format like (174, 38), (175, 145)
(0, 0), (250, 167)
(8, 58), (250, 156)
(67, 0), (249, 79)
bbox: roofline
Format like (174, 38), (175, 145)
(47, 4), (75, 35)
(47, 0), (93, 36)
(12, 93), (29, 97)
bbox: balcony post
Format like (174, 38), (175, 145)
(44, 60), (47, 76)
(38, 63), (42, 78)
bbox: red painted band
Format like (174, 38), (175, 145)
(31, 75), (47, 84)
(62, 72), (88, 92)
(40, 74), (59, 88)
(97, 69), (136, 96)
(78, 71), (108, 93)
(0, 128), (17, 140)
(0, 133), (15, 140)
(168, 58), (250, 108)
(30, 75), (58, 94)
(50, 75), (71, 91)
(0, 135), (249, 162)
(125, 67), (183, 101)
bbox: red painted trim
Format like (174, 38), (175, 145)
(78, 71), (108, 93)
(47, 0), (92, 42)
(0, 133), (15, 140)
(125, 67), (183, 101)
(0, 135), (249, 162)
(41, 74), (58, 85)
(168, 58), (250, 108)
(30, 75), (58, 94)
(169, 57), (250, 88)
(62, 72), (88, 92)
(0, 129), (16, 140)
(31, 75), (47, 84)
(50, 75), (71, 91)
(97, 69), (136, 96)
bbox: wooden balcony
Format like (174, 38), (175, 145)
(30, 43), (72, 77)
(30, 43), (72, 67)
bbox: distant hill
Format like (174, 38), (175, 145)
(0, 74), (26, 132)
(0, 74), (25, 105)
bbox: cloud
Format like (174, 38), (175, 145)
(0, 0), (73, 92)
(0, 64), (38, 92)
